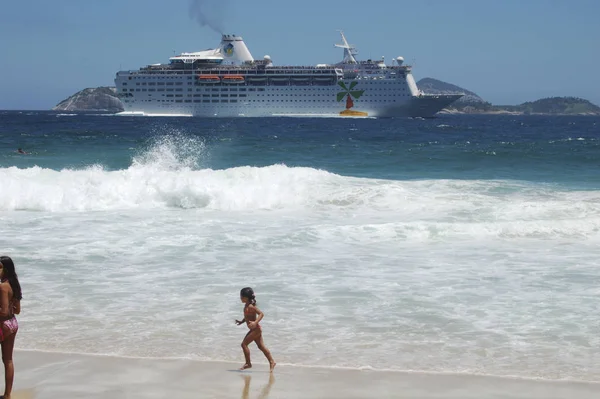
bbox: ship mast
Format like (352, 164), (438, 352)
(334, 30), (358, 64)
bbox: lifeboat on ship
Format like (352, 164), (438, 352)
(269, 76), (290, 85)
(221, 75), (245, 84)
(290, 76), (311, 86)
(197, 75), (221, 83)
(314, 76), (335, 85)
(246, 75), (267, 85)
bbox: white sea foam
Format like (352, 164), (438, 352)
(2, 139), (600, 381)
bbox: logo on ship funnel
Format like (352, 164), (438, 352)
(223, 43), (234, 57)
(337, 81), (367, 116)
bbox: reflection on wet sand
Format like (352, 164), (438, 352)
(241, 373), (275, 399)
(11, 389), (35, 399)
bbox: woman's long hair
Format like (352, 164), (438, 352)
(0, 256), (22, 301)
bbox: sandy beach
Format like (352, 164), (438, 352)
(6, 350), (598, 399)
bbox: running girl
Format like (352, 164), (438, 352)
(235, 287), (276, 372)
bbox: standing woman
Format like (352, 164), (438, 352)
(0, 256), (22, 399)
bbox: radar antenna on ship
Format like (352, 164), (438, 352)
(335, 30), (358, 64)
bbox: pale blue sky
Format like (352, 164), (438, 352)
(0, 0), (598, 109)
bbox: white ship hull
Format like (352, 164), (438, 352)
(115, 82), (460, 118)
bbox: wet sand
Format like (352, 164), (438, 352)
(11, 350), (600, 398)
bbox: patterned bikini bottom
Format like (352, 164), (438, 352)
(0, 316), (18, 342)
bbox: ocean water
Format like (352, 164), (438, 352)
(1, 111), (599, 382)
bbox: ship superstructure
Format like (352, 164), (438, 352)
(114, 32), (462, 117)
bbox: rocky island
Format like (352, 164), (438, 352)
(491, 97), (600, 115)
(52, 87), (124, 113)
(416, 78), (600, 115)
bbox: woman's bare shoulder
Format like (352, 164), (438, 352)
(0, 281), (12, 292)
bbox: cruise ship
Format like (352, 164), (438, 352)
(114, 32), (462, 118)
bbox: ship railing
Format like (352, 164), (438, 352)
(119, 65), (344, 76)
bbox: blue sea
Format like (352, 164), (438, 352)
(1, 111), (599, 382)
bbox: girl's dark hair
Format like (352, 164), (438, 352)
(0, 256), (22, 301)
(240, 287), (256, 305)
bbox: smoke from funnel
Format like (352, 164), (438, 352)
(188, 0), (227, 35)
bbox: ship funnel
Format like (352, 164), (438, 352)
(219, 34), (254, 64)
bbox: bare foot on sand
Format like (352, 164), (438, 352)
(240, 363), (252, 370)
(269, 361), (276, 372)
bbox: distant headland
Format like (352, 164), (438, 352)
(52, 81), (600, 116)
(417, 78), (600, 116)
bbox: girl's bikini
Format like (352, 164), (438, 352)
(0, 279), (18, 342)
(244, 306), (261, 331)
